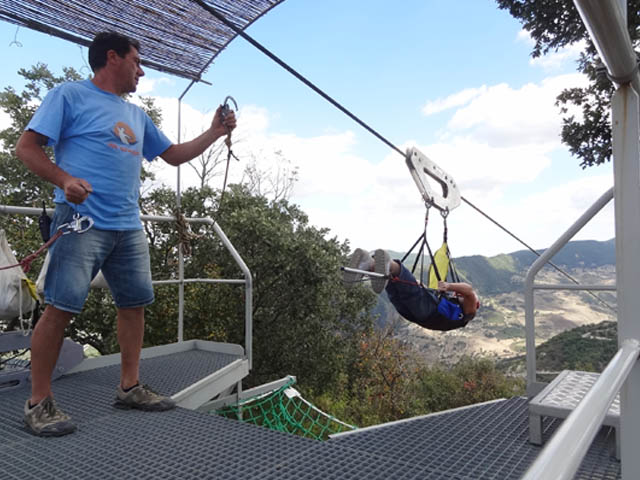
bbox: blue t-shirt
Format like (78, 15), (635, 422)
(26, 79), (172, 230)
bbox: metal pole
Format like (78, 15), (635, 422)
(177, 96), (184, 343)
(612, 82), (640, 480)
(174, 78), (200, 343)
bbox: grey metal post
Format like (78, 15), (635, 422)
(175, 78), (198, 343)
(177, 96), (184, 342)
(612, 83), (640, 480)
(572, 1), (640, 477)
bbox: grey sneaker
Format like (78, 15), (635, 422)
(372, 249), (391, 294)
(343, 248), (374, 285)
(23, 396), (76, 437)
(114, 383), (176, 411)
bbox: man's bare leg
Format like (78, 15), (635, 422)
(114, 306), (175, 411)
(389, 259), (401, 277)
(117, 306), (144, 390)
(29, 305), (73, 405)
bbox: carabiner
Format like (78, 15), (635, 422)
(221, 95), (238, 119)
(70, 213), (94, 233)
(57, 213), (94, 235)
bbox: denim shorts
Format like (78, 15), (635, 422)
(44, 203), (154, 313)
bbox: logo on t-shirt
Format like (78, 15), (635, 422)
(113, 122), (137, 145)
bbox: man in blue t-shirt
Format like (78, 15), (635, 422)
(16, 32), (237, 437)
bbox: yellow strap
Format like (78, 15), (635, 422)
(428, 242), (450, 289)
(22, 277), (40, 302)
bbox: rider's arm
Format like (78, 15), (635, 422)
(438, 281), (479, 316)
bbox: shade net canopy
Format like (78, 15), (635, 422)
(0, 0), (284, 80)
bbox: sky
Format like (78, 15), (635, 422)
(0, 0), (616, 258)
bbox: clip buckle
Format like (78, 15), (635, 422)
(58, 213), (94, 235)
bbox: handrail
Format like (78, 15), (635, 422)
(522, 339), (640, 480)
(0, 205), (253, 368)
(528, 283), (615, 291)
(524, 187), (614, 394)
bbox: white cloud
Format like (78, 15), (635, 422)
(139, 70), (611, 258)
(530, 41), (586, 70)
(0, 109), (11, 131)
(0, 109), (11, 149)
(517, 30), (586, 71)
(136, 76), (174, 95)
(447, 74), (588, 148)
(422, 86), (487, 116)
(516, 29), (535, 47)
(447, 173), (614, 257)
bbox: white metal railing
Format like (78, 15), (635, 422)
(522, 339), (640, 480)
(0, 205), (253, 368)
(524, 187), (614, 397)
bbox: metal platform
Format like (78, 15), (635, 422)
(1, 369), (620, 480)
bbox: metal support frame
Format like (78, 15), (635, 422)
(524, 187), (614, 397)
(521, 1), (640, 478)
(0, 206), (254, 370)
(198, 374), (296, 412)
(612, 83), (640, 480)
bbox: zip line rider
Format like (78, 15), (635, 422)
(15, 31), (236, 437)
(345, 248), (479, 331)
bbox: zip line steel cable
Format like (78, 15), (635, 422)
(193, 0), (616, 313)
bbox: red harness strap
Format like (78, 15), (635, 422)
(0, 229), (63, 273)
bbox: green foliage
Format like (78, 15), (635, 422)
(487, 253), (517, 272)
(498, 321), (618, 374)
(0, 64), (85, 280)
(496, 0), (640, 168)
(306, 322), (524, 428)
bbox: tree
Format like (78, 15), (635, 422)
(240, 150), (299, 201)
(496, 0), (640, 168)
(138, 183), (377, 392)
(0, 64), (84, 282)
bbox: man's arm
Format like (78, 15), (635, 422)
(160, 106), (236, 167)
(438, 281), (479, 316)
(16, 130), (92, 204)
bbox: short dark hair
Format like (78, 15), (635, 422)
(88, 32), (141, 72)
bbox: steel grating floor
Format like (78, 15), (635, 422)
(1, 353), (621, 479)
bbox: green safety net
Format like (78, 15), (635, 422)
(214, 377), (357, 441)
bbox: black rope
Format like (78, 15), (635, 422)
(400, 233), (425, 265)
(192, 0), (616, 313)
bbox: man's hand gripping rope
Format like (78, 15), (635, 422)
(220, 96), (239, 163)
